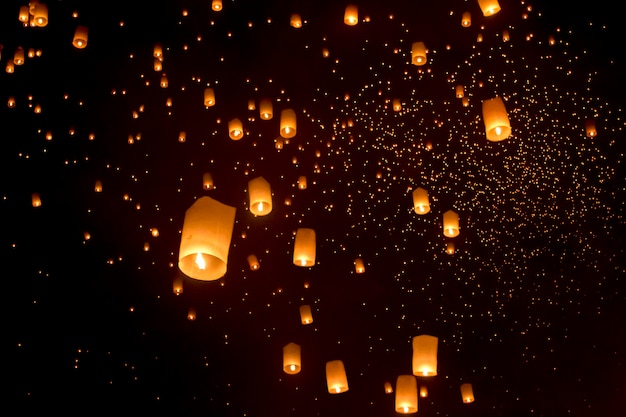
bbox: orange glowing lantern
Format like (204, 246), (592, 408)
(203, 172), (214, 190)
(395, 375), (418, 414)
(19, 6), (29, 24)
(455, 84), (464, 98)
(31, 193), (42, 207)
(354, 258), (365, 273)
(461, 11), (471, 27)
(160, 74), (168, 88)
(297, 175), (307, 190)
(462, 97), (470, 107)
(153, 58), (162, 71)
(7, 97), (16, 108)
(228, 118), (244, 140)
(72, 26), (88, 49)
(247, 99), (256, 111)
(412, 334), (438, 376)
(412, 187), (430, 214)
(178, 196), (237, 281)
(482, 97), (511, 141)
(420, 385), (428, 397)
(477, 0), (501, 16)
(32, 4), (48, 27)
(280, 109), (297, 138)
(173, 277), (183, 295)
(299, 305), (313, 324)
(153, 43), (163, 59)
(5, 60), (14, 73)
(283, 343), (301, 374)
(326, 360), (349, 393)
(344, 5), (358, 26)
(290, 13), (302, 28)
(212, 0), (222, 11)
(393, 99), (402, 111)
(187, 307), (197, 321)
(384, 381), (394, 393)
(248, 176), (272, 216)
(446, 242), (455, 255)
(247, 254), (260, 270)
(94, 180), (103, 192)
(585, 119), (597, 137)
(443, 210), (460, 238)
(411, 42), (427, 66)
(293, 228), (316, 267)
(259, 98), (273, 120)
(204, 88), (216, 107)
(502, 29), (510, 42)
(13, 47), (25, 65)
(460, 383), (475, 403)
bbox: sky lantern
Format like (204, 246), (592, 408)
(248, 176), (272, 216)
(160, 74), (168, 88)
(203, 172), (214, 190)
(344, 5), (358, 26)
(153, 43), (163, 59)
(477, 0), (501, 16)
(247, 99), (256, 111)
(443, 210), (460, 238)
(460, 383), (475, 403)
(204, 88), (215, 107)
(585, 118), (597, 137)
(502, 29), (510, 42)
(482, 97), (511, 141)
(290, 13), (302, 28)
(153, 58), (162, 71)
(395, 375), (418, 414)
(384, 381), (393, 393)
(293, 228), (316, 267)
(247, 254), (260, 270)
(412, 187), (430, 214)
(411, 42), (427, 66)
(280, 109), (297, 138)
(211, 0), (222, 11)
(19, 6), (29, 24)
(94, 180), (103, 192)
(461, 11), (471, 27)
(462, 97), (469, 107)
(31, 193), (42, 207)
(455, 84), (464, 98)
(72, 26), (88, 49)
(297, 175), (307, 190)
(419, 385), (428, 397)
(326, 360), (349, 393)
(178, 196), (236, 281)
(259, 98), (273, 120)
(228, 118), (244, 140)
(173, 277), (183, 295)
(13, 47), (25, 65)
(392, 99), (402, 111)
(354, 257), (365, 273)
(299, 305), (313, 324)
(6, 60), (15, 73)
(446, 241), (455, 255)
(7, 97), (16, 108)
(283, 343), (301, 374)
(412, 335), (438, 376)
(32, 3), (48, 27)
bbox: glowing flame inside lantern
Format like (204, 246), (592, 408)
(195, 253), (206, 270)
(257, 202), (264, 212)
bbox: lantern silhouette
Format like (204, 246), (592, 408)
(178, 196), (237, 281)
(326, 360), (349, 393)
(154, 58), (162, 71)
(477, 0), (501, 16)
(585, 119), (597, 137)
(173, 277), (183, 295)
(203, 172), (214, 190)
(204, 88), (216, 107)
(94, 180), (103, 193)
(19, 5), (29, 24)
(212, 0), (222, 11)
(280, 109), (297, 138)
(455, 84), (464, 98)
(187, 307), (197, 321)
(344, 5), (358, 26)
(290, 14), (302, 28)
(411, 42), (427, 66)
(228, 118), (244, 140)
(259, 98), (273, 120)
(482, 97), (511, 141)
(393, 99), (402, 111)
(412, 335), (438, 376)
(395, 375), (418, 414)
(461, 11), (471, 27)
(247, 254), (260, 270)
(354, 258), (365, 273)
(13, 47), (25, 65)
(412, 187), (430, 214)
(32, 4), (48, 27)
(384, 381), (393, 393)
(443, 210), (460, 238)
(283, 343), (301, 374)
(502, 29), (510, 42)
(293, 228), (316, 267)
(446, 242), (455, 255)
(31, 193), (42, 207)
(297, 175), (307, 190)
(300, 305), (313, 324)
(153, 43), (163, 59)
(72, 26), (88, 49)
(160, 74), (168, 88)
(420, 385), (428, 397)
(248, 176), (272, 216)
(460, 383), (475, 403)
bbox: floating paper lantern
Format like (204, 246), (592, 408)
(248, 176), (272, 216)
(72, 26), (88, 49)
(31, 193), (42, 207)
(384, 381), (393, 393)
(326, 360), (349, 393)
(228, 118), (244, 140)
(482, 97), (511, 141)
(460, 383), (475, 403)
(203, 172), (214, 190)
(13, 47), (25, 65)
(344, 5), (358, 26)
(395, 375), (418, 414)
(299, 305), (313, 324)
(94, 180), (103, 192)
(259, 98), (273, 120)
(419, 385), (428, 398)
(212, 0), (222, 11)
(7, 97), (16, 108)
(446, 242), (455, 255)
(178, 131), (186, 143)
(19, 5), (29, 24)
(297, 175), (307, 190)
(280, 109), (297, 138)
(412, 187), (430, 214)
(354, 258), (365, 273)
(290, 13), (302, 28)
(443, 210), (460, 238)
(153, 43), (163, 59)
(32, 4), (48, 27)
(160, 74), (168, 88)
(585, 119), (597, 137)
(502, 29), (510, 42)
(173, 277), (183, 295)
(393, 99), (402, 111)
(153, 58), (162, 71)
(462, 97), (470, 107)
(283, 343), (301, 374)
(411, 42), (427, 66)
(455, 84), (464, 98)
(6, 60), (15, 73)
(178, 196), (237, 281)
(477, 0), (501, 16)
(187, 307), (197, 321)
(275, 137), (284, 149)
(204, 88), (216, 107)
(412, 335), (438, 376)
(247, 254), (260, 270)
(247, 99), (256, 111)
(293, 228), (316, 267)
(461, 11), (471, 27)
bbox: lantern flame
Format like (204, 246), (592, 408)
(195, 253), (206, 270)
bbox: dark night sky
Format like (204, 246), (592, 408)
(1, 1), (625, 416)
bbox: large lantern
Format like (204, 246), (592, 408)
(482, 97), (511, 141)
(293, 228), (316, 267)
(228, 118), (244, 140)
(326, 360), (349, 393)
(344, 5), (358, 26)
(461, 11), (471, 27)
(477, 0), (501, 16)
(412, 187), (430, 214)
(32, 4), (48, 27)
(259, 98), (273, 120)
(283, 343), (302, 374)
(411, 42), (427, 66)
(395, 375), (418, 414)
(443, 210), (460, 238)
(297, 175), (307, 190)
(178, 196), (236, 281)
(412, 335), (438, 376)
(299, 305), (313, 324)
(280, 109), (297, 138)
(248, 176), (272, 216)
(211, 0), (222, 11)
(72, 26), (88, 49)
(460, 383), (475, 403)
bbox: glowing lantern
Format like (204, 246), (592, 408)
(187, 308), (197, 321)
(477, 0), (501, 16)
(178, 196), (236, 281)
(247, 99), (256, 111)
(153, 43), (163, 59)
(7, 97), (16, 108)
(502, 29), (510, 42)
(344, 5), (358, 26)
(446, 242), (455, 255)
(290, 13), (302, 28)
(283, 343), (301, 374)
(354, 258), (365, 273)
(72, 26), (88, 49)
(204, 88), (216, 107)
(153, 58), (162, 71)
(94, 180), (103, 192)
(461, 11), (471, 27)
(462, 97), (469, 107)
(411, 42), (427, 66)
(412, 335), (438, 376)
(248, 176), (272, 216)
(299, 305), (313, 324)
(395, 375), (418, 414)
(275, 137), (284, 149)
(280, 109), (297, 138)
(247, 254), (260, 270)
(455, 84), (464, 98)
(19, 6), (29, 24)
(212, 0), (222, 11)
(482, 97), (511, 141)
(326, 360), (349, 393)
(392, 99), (402, 111)
(443, 210), (460, 238)
(160, 74), (168, 88)
(31, 193), (42, 207)
(412, 187), (430, 214)
(585, 119), (597, 137)
(293, 228), (316, 267)
(178, 131), (186, 143)
(259, 98), (273, 120)
(203, 172), (214, 190)
(297, 175), (307, 190)
(460, 383), (475, 403)
(32, 4), (48, 27)
(13, 47), (25, 65)
(384, 381), (393, 393)
(420, 385), (428, 397)
(6, 60), (14, 73)
(173, 277), (183, 295)
(228, 118), (244, 140)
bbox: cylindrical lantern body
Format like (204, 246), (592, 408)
(461, 11), (471, 27)
(160, 74), (168, 88)
(460, 383), (475, 403)
(72, 26), (88, 49)
(32, 4), (48, 27)
(204, 88), (216, 107)
(502, 29), (510, 42)
(411, 42), (427, 66)
(299, 305), (313, 324)
(203, 172), (214, 190)
(443, 210), (460, 238)
(395, 375), (418, 414)
(14, 47), (25, 65)
(455, 84), (464, 98)
(178, 196), (236, 281)
(412, 335), (438, 376)
(247, 254), (260, 270)
(446, 242), (455, 255)
(290, 14), (302, 28)
(344, 5), (358, 25)
(259, 98), (273, 120)
(283, 343), (301, 374)
(585, 119), (597, 137)
(297, 175), (307, 190)
(248, 176), (272, 216)
(384, 381), (393, 393)
(354, 258), (365, 273)
(31, 193), (42, 207)
(420, 385), (428, 397)
(412, 187), (430, 214)
(326, 360), (349, 393)
(212, 0), (222, 11)
(477, 0), (501, 16)
(153, 43), (163, 59)
(293, 228), (316, 267)
(187, 307), (196, 321)
(228, 118), (244, 140)
(393, 99), (402, 111)
(173, 277), (183, 295)
(482, 97), (511, 141)
(280, 109), (297, 139)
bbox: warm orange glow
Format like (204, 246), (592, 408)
(202, 172), (214, 190)
(412, 187), (430, 214)
(31, 193), (42, 207)
(280, 109), (297, 138)
(411, 42), (427, 66)
(392, 99), (402, 111)
(293, 228), (316, 267)
(212, 0), (222, 11)
(455, 84), (464, 98)
(460, 383), (475, 403)
(32, 4), (48, 27)
(395, 375), (418, 414)
(297, 175), (307, 190)
(412, 335), (438, 376)
(354, 257), (365, 273)
(477, 0), (501, 16)
(384, 381), (393, 393)
(299, 305), (313, 324)
(482, 97), (511, 141)
(461, 11), (471, 27)
(283, 343), (301, 374)
(228, 118), (244, 140)
(420, 385), (428, 397)
(443, 210), (460, 238)
(204, 88), (216, 107)
(94, 180), (103, 192)
(259, 98), (273, 120)
(344, 5), (358, 26)
(72, 26), (89, 49)
(290, 13), (302, 28)
(326, 360), (349, 393)
(248, 176), (272, 216)
(585, 119), (597, 137)
(247, 254), (260, 270)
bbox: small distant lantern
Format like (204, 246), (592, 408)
(446, 242), (455, 255)
(247, 254), (260, 270)
(548, 35), (556, 45)
(455, 84), (464, 98)
(248, 176), (272, 216)
(32, 4), (48, 27)
(290, 13), (302, 28)
(462, 97), (470, 107)
(19, 6), (29, 24)
(72, 26), (88, 49)
(326, 360), (349, 393)
(173, 277), (183, 295)
(94, 180), (103, 192)
(153, 58), (162, 71)
(420, 385), (428, 397)
(178, 196), (237, 281)
(395, 375), (418, 414)
(482, 97), (511, 141)
(5, 60), (14, 73)
(477, 33), (483, 42)
(212, 0), (222, 11)
(31, 193), (42, 207)
(283, 343), (301, 374)
(354, 258), (365, 273)
(443, 210), (460, 238)
(412, 187), (430, 214)
(280, 109), (297, 138)
(502, 29), (510, 42)
(160, 74), (168, 88)
(259, 98), (273, 120)
(344, 5), (358, 26)
(293, 228), (316, 267)
(204, 88), (216, 107)
(477, 0), (501, 16)
(7, 97), (16, 108)
(299, 305), (313, 324)
(297, 175), (307, 190)
(13, 47), (25, 65)
(247, 99), (256, 111)
(585, 119), (597, 137)
(461, 11), (471, 27)
(392, 99), (402, 111)
(412, 334), (438, 376)
(275, 137), (284, 149)
(203, 172), (214, 190)
(153, 43), (163, 59)
(411, 42), (427, 66)
(460, 383), (475, 403)
(384, 381), (394, 393)
(178, 131), (186, 143)
(228, 118), (244, 140)
(187, 307), (197, 321)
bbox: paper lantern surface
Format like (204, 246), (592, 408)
(299, 305), (313, 324)
(460, 383), (475, 403)
(412, 187), (430, 214)
(477, 0), (501, 16)
(248, 176), (272, 216)
(482, 97), (511, 141)
(395, 375), (418, 414)
(411, 42), (427, 66)
(443, 210), (460, 238)
(412, 334), (438, 376)
(283, 343), (301, 374)
(326, 360), (349, 393)
(293, 228), (316, 266)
